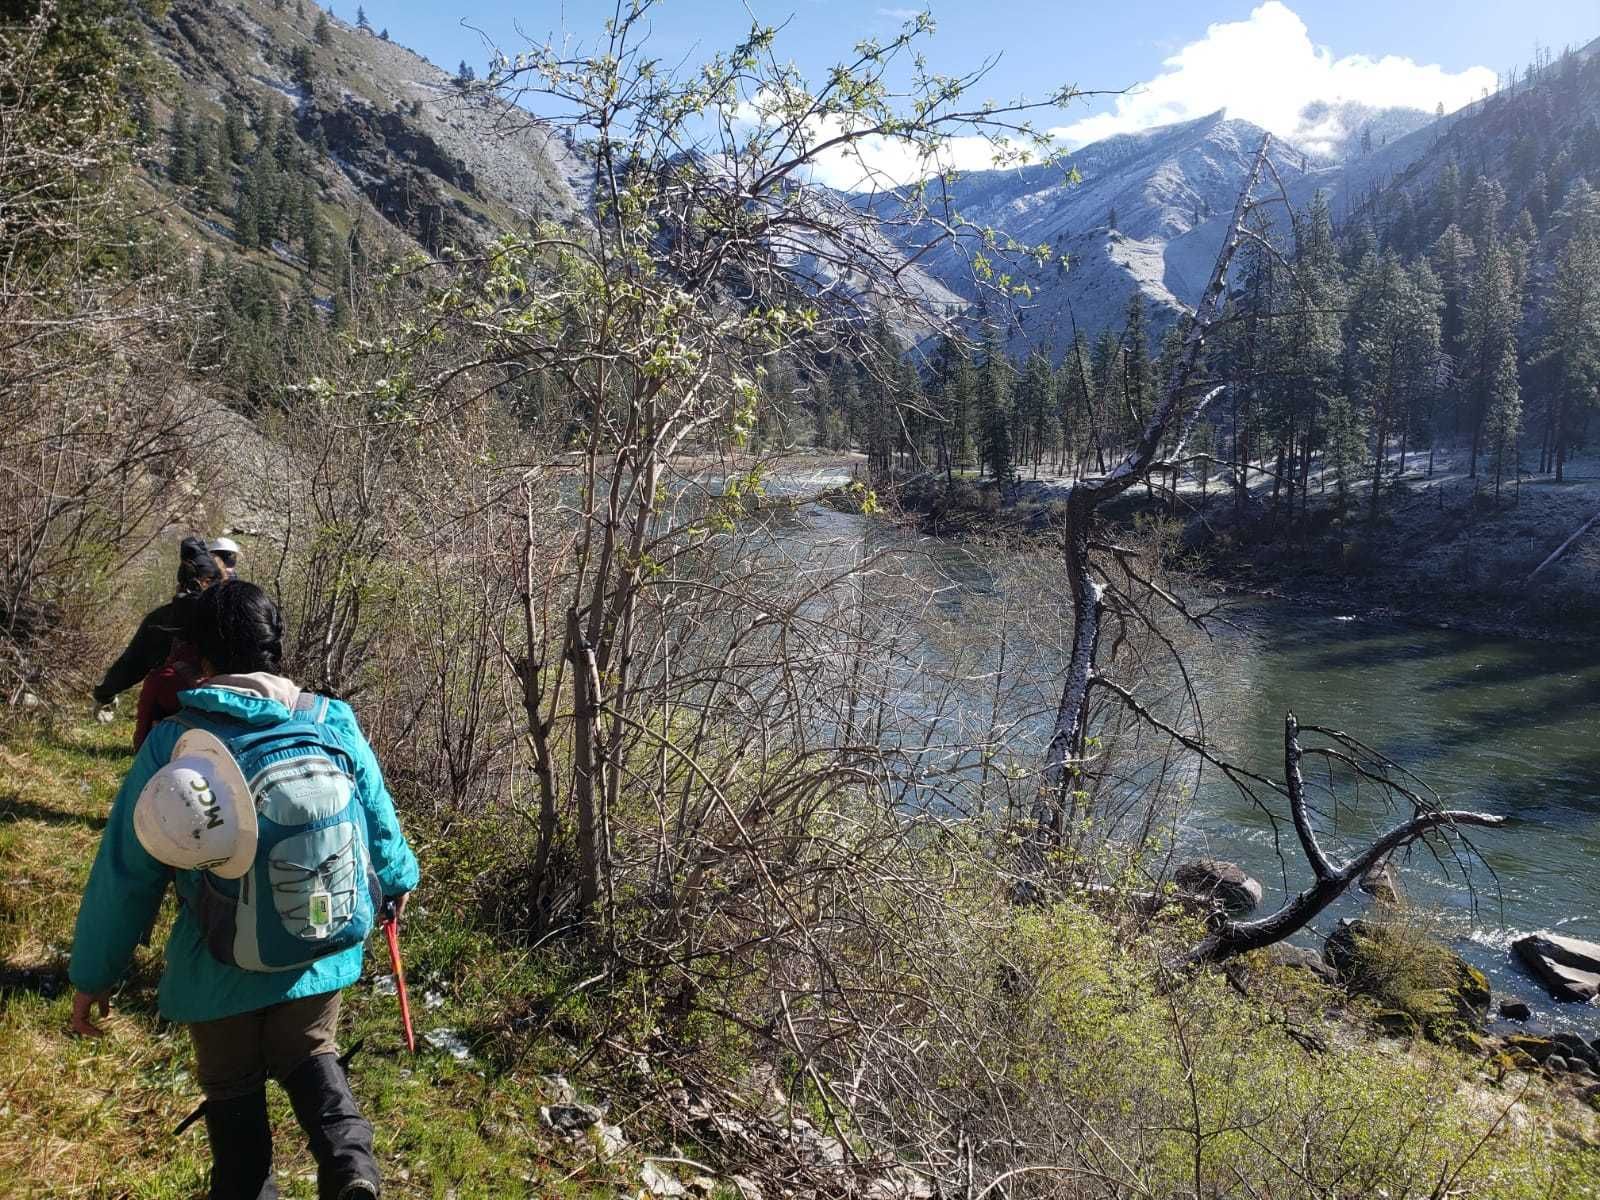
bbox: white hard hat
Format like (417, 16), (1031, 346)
(207, 536), (241, 556)
(133, 729), (257, 878)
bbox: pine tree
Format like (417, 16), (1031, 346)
(235, 168), (260, 248)
(1016, 349), (1055, 477)
(976, 333), (1014, 482)
(1089, 328), (1122, 473)
(1484, 340), (1522, 501)
(1284, 190), (1347, 515)
(272, 104), (298, 168)
(1431, 163), (1461, 240)
(825, 358), (857, 452)
(1121, 290), (1151, 430)
(1348, 252), (1441, 521)
(196, 121), (227, 209)
(167, 102), (194, 184)
(1544, 220), (1600, 481)
(1430, 224), (1474, 443)
(931, 335), (975, 478)
(1324, 395), (1368, 519)
(223, 102), (246, 165)
(858, 317), (900, 474)
(1553, 177), (1600, 249)
(291, 43), (315, 82)
(1461, 239), (1520, 477)
(356, 5), (369, 29)
(893, 354), (925, 469)
(256, 105), (279, 164)
(1057, 331), (1092, 476)
(314, 10), (333, 45)
(132, 95), (155, 146)
(1464, 175), (1506, 248)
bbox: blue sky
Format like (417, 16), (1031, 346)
(339, 0), (1600, 174)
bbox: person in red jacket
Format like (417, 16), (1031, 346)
(130, 537), (222, 749)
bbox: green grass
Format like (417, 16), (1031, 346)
(5, 715), (1599, 1199)
(0, 715), (627, 1199)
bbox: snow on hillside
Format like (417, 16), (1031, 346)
(884, 112), (1325, 358)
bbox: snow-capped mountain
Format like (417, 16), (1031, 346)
(877, 111), (1330, 358)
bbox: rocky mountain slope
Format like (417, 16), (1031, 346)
(894, 111), (1326, 357)
(134, 2), (1600, 369)
(1330, 38), (1600, 249)
(876, 106), (1464, 359)
(872, 38), (1597, 362)
(137, 0), (583, 269)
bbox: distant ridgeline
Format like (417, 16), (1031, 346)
(117, 3), (1600, 494)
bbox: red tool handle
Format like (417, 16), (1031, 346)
(382, 906), (417, 1053)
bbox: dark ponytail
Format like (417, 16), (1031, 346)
(193, 580), (284, 675)
(176, 535), (223, 599)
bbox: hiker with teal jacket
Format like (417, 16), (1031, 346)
(68, 581), (420, 1200)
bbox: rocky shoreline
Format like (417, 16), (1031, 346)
(1174, 858), (1600, 1109)
(880, 474), (1600, 647)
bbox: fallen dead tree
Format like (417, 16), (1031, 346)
(1185, 714), (1504, 964)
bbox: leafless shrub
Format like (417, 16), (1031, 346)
(0, 9), (217, 707)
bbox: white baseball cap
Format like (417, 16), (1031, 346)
(206, 536), (241, 556)
(133, 729), (257, 878)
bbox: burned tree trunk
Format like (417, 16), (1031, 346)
(1030, 134), (1273, 856)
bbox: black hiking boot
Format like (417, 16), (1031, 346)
(203, 1087), (278, 1200)
(282, 1052), (380, 1200)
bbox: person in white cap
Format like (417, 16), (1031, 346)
(69, 580), (418, 1200)
(93, 535), (223, 715)
(207, 535), (241, 580)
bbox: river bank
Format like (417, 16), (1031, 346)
(882, 454), (1600, 646)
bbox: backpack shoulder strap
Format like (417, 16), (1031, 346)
(293, 691), (333, 723)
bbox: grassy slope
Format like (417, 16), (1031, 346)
(0, 716), (628, 1200)
(4, 716), (1598, 1199)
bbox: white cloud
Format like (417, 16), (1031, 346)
(738, 2), (1496, 189)
(731, 93), (1033, 192)
(1050, 2), (1496, 153)
(802, 126), (1020, 191)
(875, 7), (923, 19)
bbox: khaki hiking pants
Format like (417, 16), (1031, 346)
(188, 991), (342, 1101)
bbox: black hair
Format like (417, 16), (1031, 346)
(176, 535), (224, 599)
(192, 580), (284, 675)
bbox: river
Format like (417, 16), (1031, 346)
(762, 475), (1600, 1035)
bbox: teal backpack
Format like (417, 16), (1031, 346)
(180, 694), (382, 973)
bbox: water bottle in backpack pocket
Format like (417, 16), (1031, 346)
(186, 700), (383, 972)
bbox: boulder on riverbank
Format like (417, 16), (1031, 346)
(1358, 858), (1404, 906)
(1324, 919), (1491, 1038)
(1512, 931), (1600, 1003)
(1498, 999), (1532, 1021)
(1173, 859), (1263, 916)
(1264, 943), (1339, 984)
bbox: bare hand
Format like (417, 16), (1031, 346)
(385, 892), (410, 922)
(71, 990), (111, 1037)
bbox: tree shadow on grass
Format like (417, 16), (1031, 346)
(0, 790), (107, 831)
(37, 729), (133, 763)
(0, 959), (69, 1001)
